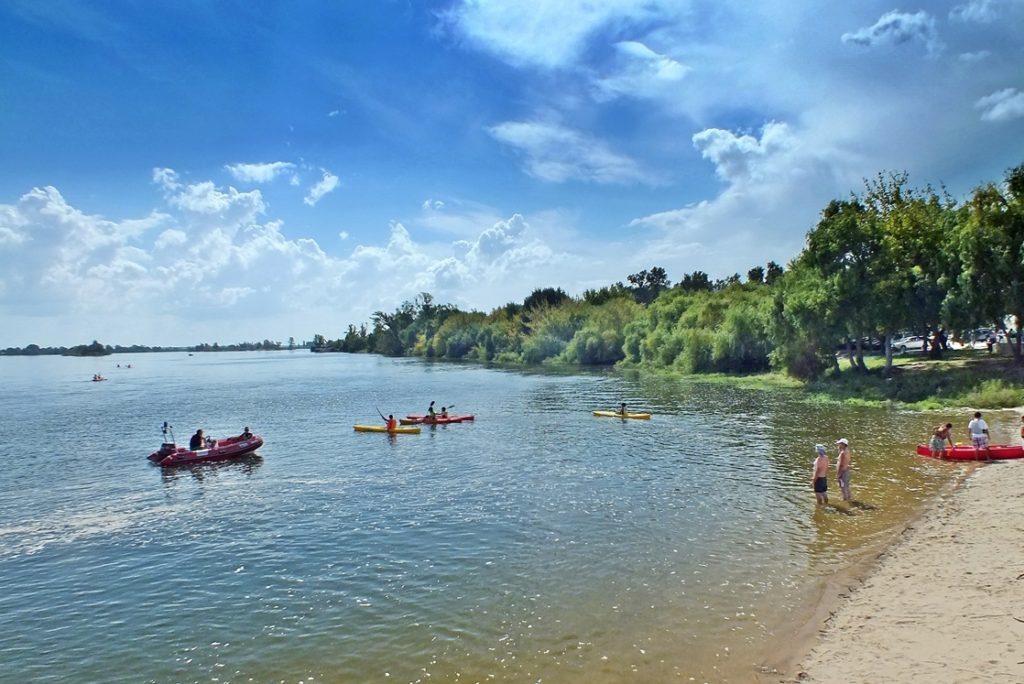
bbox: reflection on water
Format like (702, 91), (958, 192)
(159, 453), (264, 487)
(0, 352), (1005, 682)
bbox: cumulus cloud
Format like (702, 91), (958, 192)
(628, 118), (853, 279)
(841, 10), (942, 54)
(489, 120), (658, 185)
(225, 161), (296, 183)
(592, 41), (690, 101)
(975, 88), (1024, 121)
(304, 170), (340, 206)
(443, 0), (665, 70)
(692, 122), (795, 183)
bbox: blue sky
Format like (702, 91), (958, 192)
(1, 0), (1022, 347)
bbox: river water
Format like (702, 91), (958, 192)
(0, 351), (1008, 683)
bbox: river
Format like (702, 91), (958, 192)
(0, 351), (1005, 683)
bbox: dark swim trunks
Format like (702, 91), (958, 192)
(814, 477), (828, 493)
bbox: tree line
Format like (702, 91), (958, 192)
(315, 162), (1024, 379)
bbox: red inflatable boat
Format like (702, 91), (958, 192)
(916, 443), (1024, 460)
(149, 434), (264, 466)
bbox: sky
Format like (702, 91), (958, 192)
(1, 0), (1023, 348)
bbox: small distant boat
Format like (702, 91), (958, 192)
(354, 424), (421, 434)
(401, 414), (475, 425)
(593, 410), (651, 420)
(915, 443), (1024, 460)
(92, 375), (107, 382)
(149, 434), (264, 466)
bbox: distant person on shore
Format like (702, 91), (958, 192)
(189, 429), (205, 450)
(617, 402), (628, 416)
(835, 438), (852, 501)
(812, 444), (829, 505)
(930, 423), (954, 458)
(968, 411), (990, 459)
(1019, 415), (1024, 444)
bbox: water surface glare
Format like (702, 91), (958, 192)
(0, 352), (991, 682)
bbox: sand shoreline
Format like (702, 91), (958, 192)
(778, 460), (1024, 683)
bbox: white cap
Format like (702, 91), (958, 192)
(835, 438), (849, 446)
(815, 444), (827, 455)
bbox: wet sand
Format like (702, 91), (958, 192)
(790, 460), (1024, 683)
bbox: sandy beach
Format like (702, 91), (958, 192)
(792, 460), (1024, 683)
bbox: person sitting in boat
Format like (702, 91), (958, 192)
(617, 402), (628, 416)
(440, 406), (449, 419)
(386, 414), (397, 431)
(189, 429), (205, 450)
(427, 401), (436, 421)
(239, 426), (253, 440)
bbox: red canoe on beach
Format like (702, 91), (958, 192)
(148, 434), (264, 466)
(401, 414), (475, 425)
(915, 443), (1024, 460)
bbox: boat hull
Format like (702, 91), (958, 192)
(915, 443), (1024, 460)
(148, 435), (263, 466)
(593, 410), (651, 420)
(353, 425), (421, 434)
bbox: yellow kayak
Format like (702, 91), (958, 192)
(353, 424), (421, 434)
(593, 410), (651, 420)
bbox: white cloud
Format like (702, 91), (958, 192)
(225, 161), (296, 183)
(692, 122), (795, 183)
(958, 50), (992, 62)
(592, 41), (690, 101)
(304, 170), (340, 206)
(444, 0), (667, 70)
(949, 0), (1021, 22)
(629, 118), (854, 278)
(976, 88), (1024, 122)
(339, 230), (349, 240)
(154, 228), (187, 250)
(422, 198), (446, 211)
(841, 10), (942, 55)
(488, 120), (658, 185)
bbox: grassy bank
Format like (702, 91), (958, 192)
(806, 349), (1024, 409)
(636, 349), (1024, 409)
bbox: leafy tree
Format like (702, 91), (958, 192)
(747, 266), (765, 284)
(765, 261), (784, 285)
(676, 270), (712, 292)
(946, 163), (1024, 362)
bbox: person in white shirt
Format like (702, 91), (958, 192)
(968, 411), (990, 459)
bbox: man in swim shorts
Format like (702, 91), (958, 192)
(835, 438), (852, 501)
(930, 423), (953, 458)
(811, 444), (829, 505)
(968, 411), (990, 459)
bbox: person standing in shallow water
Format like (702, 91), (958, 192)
(931, 423), (954, 458)
(835, 438), (852, 501)
(812, 444), (829, 505)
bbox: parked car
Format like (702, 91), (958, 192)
(892, 335), (926, 353)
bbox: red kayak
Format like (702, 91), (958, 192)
(401, 414), (475, 425)
(149, 434), (264, 466)
(916, 443), (1024, 460)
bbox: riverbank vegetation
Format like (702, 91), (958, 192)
(315, 162), (1024, 407)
